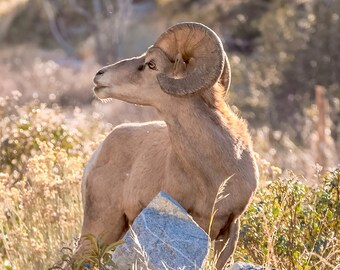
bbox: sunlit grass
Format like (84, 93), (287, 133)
(0, 142), (83, 269)
(0, 93), (110, 269)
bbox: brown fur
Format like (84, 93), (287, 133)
(74, 24), (259, 270)
(202, 83), (252, 147)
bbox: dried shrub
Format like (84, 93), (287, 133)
(0, 91), (110, 183)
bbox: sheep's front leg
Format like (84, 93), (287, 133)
(215, 218), (240, 270)
(73, 171), (128, 267)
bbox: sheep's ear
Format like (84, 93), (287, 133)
(173, 53), (187, 78)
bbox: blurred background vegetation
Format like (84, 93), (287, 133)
(0, 0), (339, 269)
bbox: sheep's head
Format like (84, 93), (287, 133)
(93, 22), (230, 107)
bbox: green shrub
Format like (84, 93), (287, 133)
(236, 169), (340, 269)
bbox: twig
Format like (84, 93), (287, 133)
(308, 252), (336, 269)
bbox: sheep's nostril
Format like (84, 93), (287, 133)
(93, 69), (108, 86)
(96, 69), (105, 76)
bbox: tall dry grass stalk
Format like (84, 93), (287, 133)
(205, 175), (234, 270)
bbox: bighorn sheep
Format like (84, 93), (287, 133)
(79, 22), (258, 269)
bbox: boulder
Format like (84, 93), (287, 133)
(228, 262), (266, 270)
(111, 192), (210, 270)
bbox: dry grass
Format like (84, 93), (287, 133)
(0, 142), (83, 269)
(0, 92), (110, 269)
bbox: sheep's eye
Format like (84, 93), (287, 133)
(147, 61), (157, 70)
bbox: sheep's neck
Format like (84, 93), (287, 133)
(160, 96), (237, 187)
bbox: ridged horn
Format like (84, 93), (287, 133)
(154, 22), (227, 96)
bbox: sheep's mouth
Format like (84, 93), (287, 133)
(93, 84), (112, 100)
(93, 85), (109, 93)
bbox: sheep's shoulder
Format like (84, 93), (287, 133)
(94, 121), (167, 162)
(82, 121), (168, 190)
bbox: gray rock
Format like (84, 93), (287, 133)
(111, 192), (210, 270)
(228, 262), (266, 270)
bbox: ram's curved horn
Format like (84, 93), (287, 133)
(220, 52), (231, 96)
(154, 22), (229, 96)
